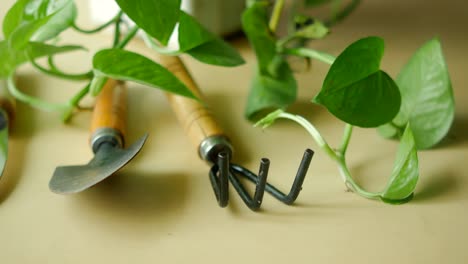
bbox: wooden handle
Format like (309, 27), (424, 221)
(90, 79), (126, 145)
(159, 55), (226, 149)
(0, 78), (16, 125)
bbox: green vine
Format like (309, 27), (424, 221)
(0, 0), (244, 123)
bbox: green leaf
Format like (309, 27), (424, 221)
(377, 123), (401, 139)
(0, 40), (84, 78)
(2, 0), (29, 39)
(115, 0), (181, 45)
(245, 63), (297, 121)
(6, 0), (75, 50)
(32, 0), (77, 42)
(392, 38), (454, 149)
(0, 42), (14, 78)
(26, 42), (84, 61)
(186, 38), (245, 67)
(241, 2), (277, 74)
(90, 75), (108, 96)
(314, 36), (401, 128)
(178, 11), (214, 52)
(380, 193), (414, 204)
(380, 124), (419, 202)
(294, 19), (329, 39)
(8, 17), (52, 50)
(242, 2), (297, 121)
(177, 11), (244, 66)
(92, 49), (195, 99)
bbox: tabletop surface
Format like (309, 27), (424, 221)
(1, 0), (467, 263)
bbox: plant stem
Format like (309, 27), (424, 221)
(31, 59), (93, 81)
(48, 56), (59, 72)
(269, 0), (285, 33)
(113, 15), (122, 48)
(284, 47), (336, 65)
(276, 34), (296, 50)
(325, 0), (361, 27)
(69, 84), (90, 108)
(335, 157), (380, 199)
(277, 112), (338, 161)
(72, 11), (123, 34)
(338, 124), (353, 155)
(62, 84), (91, 122)
(7, 74), (67, 112)
(275, 111), (380, 199)
(116, 26), (139, 49)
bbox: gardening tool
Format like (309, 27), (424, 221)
(0, 79), (16, 179)
(49, 79), (148, 194)
(160, 55), (314, 210)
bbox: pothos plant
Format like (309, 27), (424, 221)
(0, 0), (245, 121)
(243, 0), (455, 204)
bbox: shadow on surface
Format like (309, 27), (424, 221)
(11, 75), (40, 138)
(413, 171), (459, 203)
(73, 170), (191, 222)
(434, 115), (468, 148)
(204, 93), (252, 164)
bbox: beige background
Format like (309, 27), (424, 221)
(1, 0), (468, 263)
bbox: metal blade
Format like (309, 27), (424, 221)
(49, 133), (148, 194)
(0, 110), (9, 178)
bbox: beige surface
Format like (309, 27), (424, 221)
(1, 0), (468, 263)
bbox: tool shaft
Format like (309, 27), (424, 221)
(90, 79), (126, 150)
(161, 55), (227, 157)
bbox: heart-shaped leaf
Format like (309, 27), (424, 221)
(93, 49), (195, 99)
(115, 0), (181, 45)
(245, 62), (297, 121)
(314, 36), (401, 128)
(380, 124), (419, 202)
(242, 2), (297, 120)
(391, 38), (454, 149)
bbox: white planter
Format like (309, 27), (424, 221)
(89, 0), (244, 36)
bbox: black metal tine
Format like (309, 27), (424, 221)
(231, 148), (314, 205)
(209, 152), (229, 207)
(228, 157), (269, 211)
(253, 158), (269, 203)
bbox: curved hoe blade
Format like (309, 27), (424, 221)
(0, 111), (8, 179)
(49, 133), (148, 194)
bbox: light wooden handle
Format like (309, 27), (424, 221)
(90, 79), (126, 146)
(0, 79), (16, 125)
(160, 55), (226, 149)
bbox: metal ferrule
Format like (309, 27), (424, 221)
(90, 128), (124, 154)
(198, 135), (233, 164)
